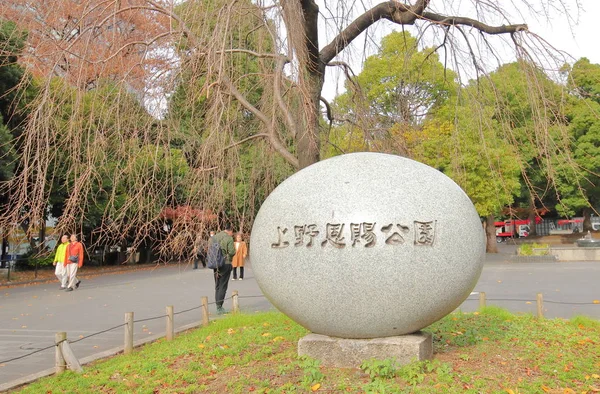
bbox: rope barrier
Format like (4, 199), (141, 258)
(0, 344), (55, 365)
(1, 292), (597, 367)
(70, 323), (127, 344)
(466, 297), (600, 305)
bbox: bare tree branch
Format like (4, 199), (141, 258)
(221, 77), (299, 169)
(320, 1), (528, 64)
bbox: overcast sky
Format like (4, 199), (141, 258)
(320, 1), (600, 100)
(529, 0), (600, 64)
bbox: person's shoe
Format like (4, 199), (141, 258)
(239, 278), (243, 281)
(231, 277), (236, 281)
(65, 287), (73, 292)
(59, 286), (66, 290)
(216, 307), (227, 315)
(75, 280), (81, 289)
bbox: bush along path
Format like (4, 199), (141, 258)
(11, 308), (600, 393)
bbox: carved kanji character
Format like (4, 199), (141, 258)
(350, 222), (377, 247)
(321, 223), (346, 248)
(271, 226), (290, 249)
(294, 224), (320, 247)
(381, 223), (410, 245)
(414, 221), (436, 246)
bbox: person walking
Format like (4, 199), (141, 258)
(64, 234), (84, 292)
(231, 233), (247, 281)
(210, 226), (235, 314)
(53, 235), (69, 289)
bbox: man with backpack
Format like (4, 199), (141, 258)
(207, 226), (236, 314)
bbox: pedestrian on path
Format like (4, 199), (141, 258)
(210, 226), (235, 314)
(64, 234), (84, 292)
(231, 233), (247, 281)
(53, 235), (69, 289)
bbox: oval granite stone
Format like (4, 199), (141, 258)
(250, 152), (485, 339)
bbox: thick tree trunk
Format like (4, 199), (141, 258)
(297, 79), (323, 169)
(297, 0), (323, 169)
(583, 208), (593, 232)
(485, 215), (498, 253)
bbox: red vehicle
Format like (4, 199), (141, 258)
(494, 218), (541, 242)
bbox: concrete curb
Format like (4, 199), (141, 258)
(0, 320), (205, 393)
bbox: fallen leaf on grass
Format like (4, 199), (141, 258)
(262, 333), (272, 337)
(311, 383), (321, 391)
(198, 344), (205, 349)
(562, 388), (575, 394)
(272, 336), (285, 342)
(593, 374), (600, 379)
(505, 389), (515, 394)
(227, 328), (236, 335)
(540, 386), (550, 392)
(263, 323), (270, 327)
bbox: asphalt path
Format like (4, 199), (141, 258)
(1, 256), (600, 388)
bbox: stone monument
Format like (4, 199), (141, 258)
(250, 152), (485, 367)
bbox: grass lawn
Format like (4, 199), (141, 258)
(11, 307), (600, 393)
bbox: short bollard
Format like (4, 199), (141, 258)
(201, 296), (209, 326)
(232, 290), (239, 314)
(55, 332), (66, 374)
(537, 293), (544, 319)
(166, 306), (174, 341)
(479, 292), (486, 309)
(124, 312), (134, 354)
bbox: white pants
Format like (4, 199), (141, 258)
(55, 263), (67, 288)
(66, 264), (79, 289)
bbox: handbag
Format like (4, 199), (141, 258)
(68, 255), (79, 263)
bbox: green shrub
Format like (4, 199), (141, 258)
(518, 243), (549, 256)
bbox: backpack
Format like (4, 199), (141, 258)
(207, 239), (225, 269)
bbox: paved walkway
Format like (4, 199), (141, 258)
(1, 253), (600, 389)
(0, 264), (272, 388)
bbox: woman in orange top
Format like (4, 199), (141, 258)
(64, 234), (84, 291)
(231, 233), (247, 281)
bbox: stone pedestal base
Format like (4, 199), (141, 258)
(298, 332), (432, 368)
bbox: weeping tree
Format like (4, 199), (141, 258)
(0, 0), (588, 255)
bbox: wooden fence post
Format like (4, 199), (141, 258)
(232, 290), (239, 314)
(55, 332), (66, 374)
(166, 306), (174, 341)
(479, 292), (486, 309)
(124, 312), (134, 354)
(537, 293), (544, 319)
(201, 296), (209, 327)
(60, 341), (83, 373)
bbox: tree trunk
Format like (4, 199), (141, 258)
(1, 230), (8, 265)
(583, 208), (593, 232)
(528, 195), (537, 236)
(38, 221), (46, 253)
(297, 78), (323, 169)
(485, 215), (498, 253)
(20, 221), (37, 251)
(297, 0), (323, 170)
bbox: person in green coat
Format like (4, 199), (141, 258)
(210, 226), (236, 314)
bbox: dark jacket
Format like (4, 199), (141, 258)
(212, 231), (236, 264)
